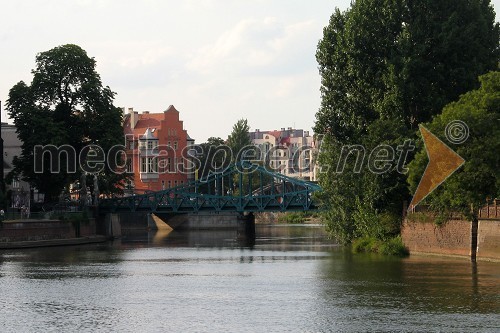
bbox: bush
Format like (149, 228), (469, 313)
(352, 237), (376, 253)
(352, 236), (408, 257)
(378, 236), (409, 256)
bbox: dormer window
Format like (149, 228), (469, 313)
(139, 128), (158, 154)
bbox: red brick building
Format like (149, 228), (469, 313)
(123, 105), (195, 194)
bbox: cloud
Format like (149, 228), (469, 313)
(91, 40), (182, 89)
(186, 17), (317, 77)
(182, 0), (215, 11)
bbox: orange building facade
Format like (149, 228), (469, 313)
(123, 105), (195, 194)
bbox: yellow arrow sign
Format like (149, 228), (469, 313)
(409, 125), (465, 210)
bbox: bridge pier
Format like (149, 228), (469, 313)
(238, 212), (255, 238)
(95, 213), (123, 238)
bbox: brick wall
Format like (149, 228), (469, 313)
(401, 218), (471, 257)
(402, 216), (500, 260)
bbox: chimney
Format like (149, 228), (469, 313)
(143, 111), (149, 114)
(129, 107), (138, 130)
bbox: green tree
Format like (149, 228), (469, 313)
(408, 71), (500, 223)
(315, 0), (499, 243)
(227, 119), (252, 161)
(6, 44), (126, 202)
(196, 137), (227, 179)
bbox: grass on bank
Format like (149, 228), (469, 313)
(277, 211), (320, 224)
(278, 212), (307, 224)
(352, 236), (409, 257)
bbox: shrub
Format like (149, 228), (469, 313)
(352, 236), (408, 257)
(378, 236), (409, 256)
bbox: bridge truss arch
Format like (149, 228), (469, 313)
(99, 162), (321, 214)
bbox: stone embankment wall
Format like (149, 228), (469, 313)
(0, 219), (96, 242)
(477, 219), (500, 260)
(401, 214), (500, 261)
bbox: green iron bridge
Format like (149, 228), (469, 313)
(98, 162), (321, 214)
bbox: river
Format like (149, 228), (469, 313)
(0, 224), (498, 332)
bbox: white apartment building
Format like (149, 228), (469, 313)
(250, 127), (319, 181)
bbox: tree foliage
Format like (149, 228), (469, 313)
(408, 71), (500, 221)
(196, 137), (227, 179)
(6, 44), (126, 202)
(227, 119), (252, 160)
(315, 0), (499, 243)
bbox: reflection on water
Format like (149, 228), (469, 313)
(0, 224), (498, 332)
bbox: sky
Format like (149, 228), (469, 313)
(1, 0), (499, 143)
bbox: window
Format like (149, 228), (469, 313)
(174, 180), (178, 187)
(141, 157), (157, 173)
(12, 179), (19, 189)
(168, 141), (171, 147)
(147, 140), (153, 150)
(174, 141), (178, 150)
(126, 159), (133, 173)
(129, 141), (135, 149)
(150, 158), (158, 172)
(168, 180), (171, 188)
(168, 158), (172, 172)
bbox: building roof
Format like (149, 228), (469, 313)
(123, 105), (193, 144)
(124, 112), (163, 137)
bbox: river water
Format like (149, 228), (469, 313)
(0, 224), (498, 332)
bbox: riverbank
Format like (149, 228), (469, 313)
(0, 218), (108, 249)
(255, 211), (321, 224)
(0, 235), (108, 249)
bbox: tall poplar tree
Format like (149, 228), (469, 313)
(227, 119), (252, 161)
(315, 0), (499, 243)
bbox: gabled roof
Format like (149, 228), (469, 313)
(165, 105), (178, 113)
